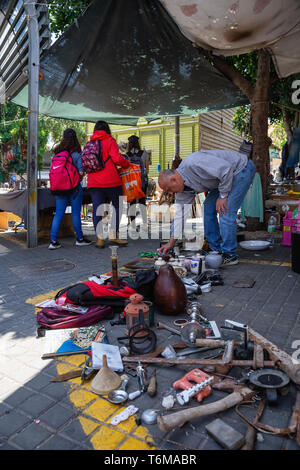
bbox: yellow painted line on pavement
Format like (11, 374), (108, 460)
(26, 291), (156, 450)
(239, 258), (292, 267)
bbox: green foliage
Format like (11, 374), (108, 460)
(39, 117), (87, 150)
(269, 121), (287, 150)
(47, 0), (91, 35)
(0, 103), (87, 176)
(232, 105), (252, 140)
(226, 51), (259, 87)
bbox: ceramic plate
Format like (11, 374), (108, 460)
(239, 240), (270, 251)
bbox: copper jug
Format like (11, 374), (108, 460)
(153, 264), (187, 316)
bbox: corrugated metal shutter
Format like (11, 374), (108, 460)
(180, 125), (194, 159)
(140, 131), (161, 178)
(200, 109), (243, 152)
(164, 127), (176, 168)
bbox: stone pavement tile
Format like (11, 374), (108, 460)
(41, 361), (61, 378)
(18, 393), (56, 418)
(10, 422), (52, 450)
(37, 434), (79, 450)
(253, 434), (285, 450)
(199, 436), (225, 450)
(84, 398), (119, 423)
(25, 372), (55, 392)
(0, 441), (19, 450)
(39, 403), (76, 429)
(89, 424), (126, 450)
(0, 409), (32, 437)
(159, 427), (204, 451)
(283, 437), (300, 450)
(0, 357), (39, 384)
(118, 437), (155, 451)
(0, 376), (23, 401)
(0, 401), (12, 417)
(39, 382), (69, 401)
(288, 325), (300, 338)
(3, 386), (35, 408)
(60, 416), (100, 443)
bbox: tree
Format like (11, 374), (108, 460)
(204, 49), (300, 210)
(0, 102), (46, 179)
(47, 0), (91, 36)
(0, 102), (87, 179)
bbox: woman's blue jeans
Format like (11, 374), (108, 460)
(50, 185), (83, 241)
(203, 160), (256, 257)
(89, 186), (123, 237)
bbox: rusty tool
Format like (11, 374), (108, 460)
(173, 369), (213, 404)
(156, 321), (181, 336)
(157, 385), (255, 432)
(241, 399), (266, 450)
(147, 368), (157, 397)
(248, 327), (300, 385)
(123, 356), (275, 367)
(51, 369), (82, 382)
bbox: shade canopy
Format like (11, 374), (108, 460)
(12, 0), (248, 125)
(160, 0), (300, 78)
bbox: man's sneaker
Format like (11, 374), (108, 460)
(76, 238), (92, 246)
(222, 254), (238, 266)
(48, 240), (62, 250)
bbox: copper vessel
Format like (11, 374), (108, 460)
(153, 264), (187, 316)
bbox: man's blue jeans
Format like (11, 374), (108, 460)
(50, 185), (83, 241)
(203, 160), (256, 257)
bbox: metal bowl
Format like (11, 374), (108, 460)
(239, 240), (270, 251)
(107, 389), (128, 404)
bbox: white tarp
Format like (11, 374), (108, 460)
(160, 0), (300, 78)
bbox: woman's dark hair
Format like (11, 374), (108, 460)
(53, 128), (81, 154)
(94, 120), (111, 134)
(128, 135), (140, 151)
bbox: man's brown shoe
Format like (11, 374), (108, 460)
(95, 237), (105, 248)
(108, 237), (128, 246)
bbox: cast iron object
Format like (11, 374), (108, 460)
(249, 368), (290, 405)
(181, 322), (206, 348)
(153, 264), (187, 316)
(118, 309), (157, 354)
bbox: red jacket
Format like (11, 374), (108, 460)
(87, 131), (130, 188)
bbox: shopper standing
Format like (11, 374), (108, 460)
(49, 128), (92, 250)
(85, 121), (130, 248)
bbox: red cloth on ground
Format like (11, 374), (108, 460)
(84, 281), (136, 298)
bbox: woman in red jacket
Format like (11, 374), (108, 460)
(86, 121), (130, 248)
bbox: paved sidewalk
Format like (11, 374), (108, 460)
(0, 228), (299, 450)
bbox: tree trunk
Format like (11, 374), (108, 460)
(281, 105), (293, 144)
(211, 49), (271, 228)
(250, 50), (271, 206)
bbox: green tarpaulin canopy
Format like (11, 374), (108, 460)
(12, 0), (248, 125)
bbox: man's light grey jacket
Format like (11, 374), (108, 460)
(171, 150), (248, 238)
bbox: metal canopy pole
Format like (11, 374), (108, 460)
(24, 0), (39, 248)
(175, 116), (180, 156)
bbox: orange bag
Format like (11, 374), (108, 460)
(118, 163), (146, 203)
